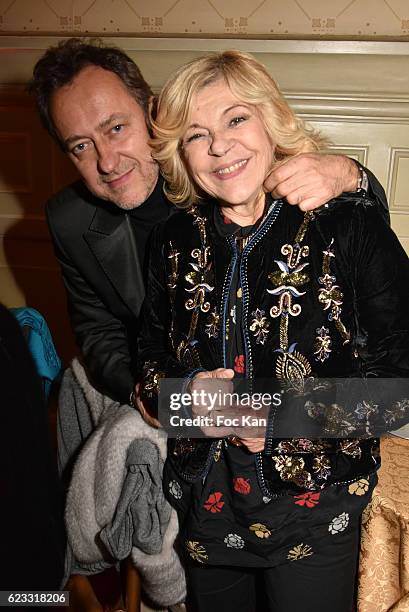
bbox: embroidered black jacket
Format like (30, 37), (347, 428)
(138, 194), (409, 497)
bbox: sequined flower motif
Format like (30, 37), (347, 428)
(249, 523), (271, 539)
(328, 512), (349, 535)
(348, 479), (369, 496)
(272, 455), (312, 488)
(318, 274), (343, 312)
(185, 262), (214, 293)
(287, 543), (313, 561)
(168, 480), (182, 500)
(339, 440), (362, 459)
(355, 400), (378, 421)
(249, 308), (270, 345)
(205, 308), (220, 338)
(224, 533), (245, 549)
(213, 440), (223, 462)
(234, 354), (245, 374)
(294, 492), (321, 508)
(204, 491), (225, 513)
(268, 259), (310, 289)
(313, 326), (332, 362)
(233, 477), (251, 495)
(384, 399), (409, 425)
(312, 455), (331, 481)
(186, 541), (208, 563)
(142, 361), (165, 398)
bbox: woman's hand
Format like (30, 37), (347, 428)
(190, 368), (235, 437)
(238, 438), (265, 453)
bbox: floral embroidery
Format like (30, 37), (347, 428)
(233, 477), (251, 495)
(339, 439), (362, 459)
(348, 478), (370, 496)
(141, 361), (165, 399)
(168, 480), (183, 500)
(249, 523), (272, 539)
(275, 344), (312, 389)
(271, 455), (313, 489)
(314, 326), (332, 362)
(180, 207), (214, 369)
(205, 308), (220, 338)
(234, 354), (245, 374)
(213, 439), (223, 462)
(294, 492), (321, 508)
(355, 400), (379, 422)
(318, 239), (350, 344)
(186, 541), (208, 563)
(287, 543), (313, 561)
(274, 439), (326, 454)
(185, 255), (214, 312)
(176, 337), (201, 370)
(224, 533), (245, 549)
(167, 242), (180, 300)
(204, 492), (225, 513)
(328, 512), (349, 535)
(384, 398), (409, 425)
(249, 308), (270, 344)
(267, 213), (314, 388)
(312, 454), (331, 481)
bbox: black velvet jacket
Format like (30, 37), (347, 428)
(139, 193), (409, 497)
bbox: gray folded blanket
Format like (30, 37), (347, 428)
(60, 358), (186, 608)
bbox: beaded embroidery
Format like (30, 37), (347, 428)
(318, 239), (350, 344)
(267, 212), (313, 387)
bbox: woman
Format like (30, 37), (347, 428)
(138, 50), (409, 611)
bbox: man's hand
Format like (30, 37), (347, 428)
(133, 383), (161, 429)
(264, 153), (360, 211)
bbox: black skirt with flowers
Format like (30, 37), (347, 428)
(164, 442), (376, 568)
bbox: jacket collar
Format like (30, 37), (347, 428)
(83, 177), (167, 316)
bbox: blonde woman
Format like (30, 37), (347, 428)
(139, 51), (409, 611)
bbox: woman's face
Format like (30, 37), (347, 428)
(181, 79), (274, 211)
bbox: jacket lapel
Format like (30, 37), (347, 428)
(84, 205), (145, 316)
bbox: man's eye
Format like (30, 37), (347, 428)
(229, 116), (247, 127)
(71, 142), (88, 155)
(112, 124), (124, 133)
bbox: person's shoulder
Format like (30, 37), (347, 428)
(47, 180), (98, 218)
(46, 180), (103, 235)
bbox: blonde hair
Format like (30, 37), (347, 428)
(150, 50), (326, 207)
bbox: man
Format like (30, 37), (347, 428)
(30, 38), (387, 414)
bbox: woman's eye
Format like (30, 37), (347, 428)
(185, 132), (205, 144)
(229, 116), (247, 127)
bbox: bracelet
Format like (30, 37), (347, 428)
(356, 166), (368, 192)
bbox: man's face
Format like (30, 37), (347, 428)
(50, 65), (159, 209)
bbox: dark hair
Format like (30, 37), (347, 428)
(29, 38), (153, 146)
